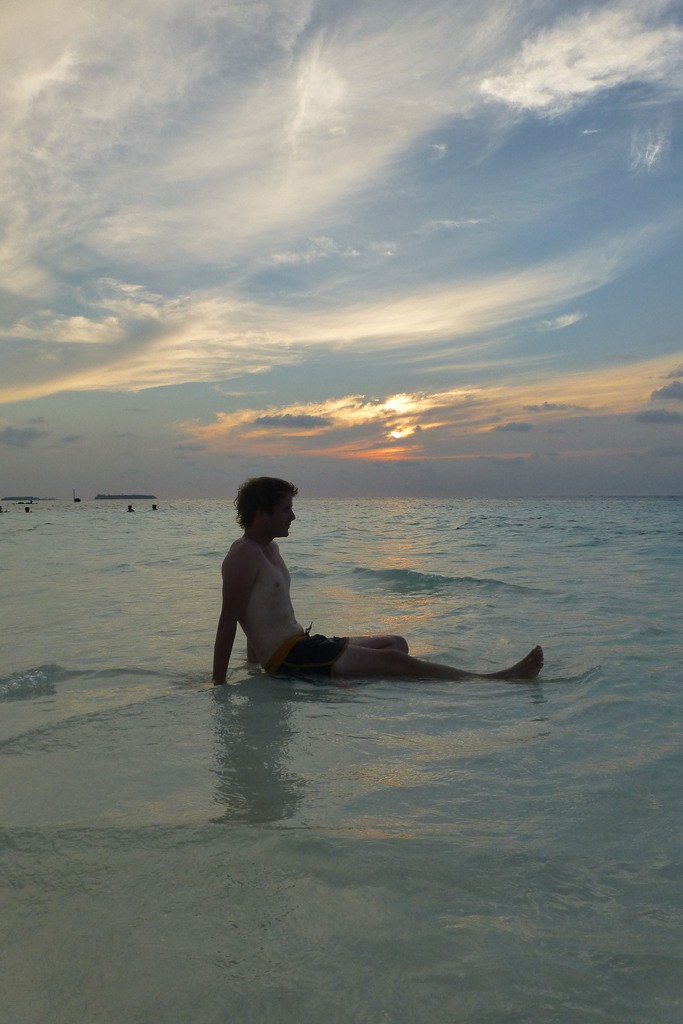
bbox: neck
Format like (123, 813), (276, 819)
(244, 526), (274, 546)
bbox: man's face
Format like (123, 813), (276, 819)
(268, 494), (296, 536)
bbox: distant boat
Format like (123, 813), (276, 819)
(73, 489), (81, 503)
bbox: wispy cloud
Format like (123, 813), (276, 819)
(0, 229), (652, 401)
(480, 4), (683, 116)
(0, 426), (49, 447)
(630, 121), (672, 171)
(537, 312), (586, 332)
(524, 402), (588, 413)
(634, 408), (683, 423)
(1, 1), (682, 496)
(271, 237), (360, 264)
(491, 421), (535, 432)
(416, 219), (487, 236)
(651, 380), (683, 401)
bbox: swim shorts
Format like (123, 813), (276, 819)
(265, 633), (349, 677)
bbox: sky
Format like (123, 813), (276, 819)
(1, 0), (682, 499)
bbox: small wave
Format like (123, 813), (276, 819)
(0, 664), (171, 703)
(548, 665), (603, 685)
(291, 567), (329, 580)
(0, 664), (69, 701)
(350, 566), (535, 594)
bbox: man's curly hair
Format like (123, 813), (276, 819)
(234, 477), (298, 529)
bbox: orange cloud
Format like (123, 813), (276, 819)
(180, 352), (682, 461)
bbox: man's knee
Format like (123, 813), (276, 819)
(382, 647), (415, 673)
(335, 642), (413, 677)
(391, 635), (409, 653)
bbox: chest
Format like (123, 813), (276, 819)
(257, 549), (291, 592)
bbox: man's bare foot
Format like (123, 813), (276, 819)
(490, 645), (544, 681)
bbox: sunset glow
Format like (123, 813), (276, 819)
(1, 0), (682, 496)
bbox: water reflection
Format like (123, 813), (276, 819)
(207, 673), (550, 831)
(209, 679), (304, 824)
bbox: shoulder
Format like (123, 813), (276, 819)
(222, 537), (282, 569)
(219, 541), (264, 604)
(222, 538), (260, 573)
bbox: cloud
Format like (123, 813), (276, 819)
(11, 0), (665, 318)
(633, 409), (683, 423)
(0, 426), (49, 447)
(182, 387), (485, 458)
(480, 5), (683, 116)
(630, 122), (671, 172)
(0, 0), (503, 288)
(524, 402), (586, 412)
(1, 0), (682, 501)
(177, 351), (683, 462)
(60, 434), (83, 443)
(537, 312), (586, 332)
(651, 380), (683, 401)
(491, 421), (535, 432)
(0, 230), (648, 401)
(271, 236), (360, 264)
(499, 353), (681, 420)
(11, 315), (124, 345)
(253, 413), (332, 430)
(417, 219), (486, 235)
(0, 281), (302, 400)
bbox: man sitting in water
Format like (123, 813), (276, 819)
(212, 476), (544, 685)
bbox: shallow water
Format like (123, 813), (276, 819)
(1, 497), (682, 1022)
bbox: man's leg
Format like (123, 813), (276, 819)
(333, 643), (543, 682)
(347, 634), (410, 653)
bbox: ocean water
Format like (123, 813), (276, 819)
(1, 495), (681, 1023)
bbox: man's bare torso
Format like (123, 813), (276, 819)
(226, 536), (304, 667)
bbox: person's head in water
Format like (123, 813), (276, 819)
(234, 477), (298, 529)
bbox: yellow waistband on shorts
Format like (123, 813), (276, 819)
(264, 634), (305, 673)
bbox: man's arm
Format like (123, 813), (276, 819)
(211, 545), (259, 684)
(212, 612), (238, 685)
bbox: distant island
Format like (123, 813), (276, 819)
(2, 495), (56, 502)
(95, 493), (157, 500)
